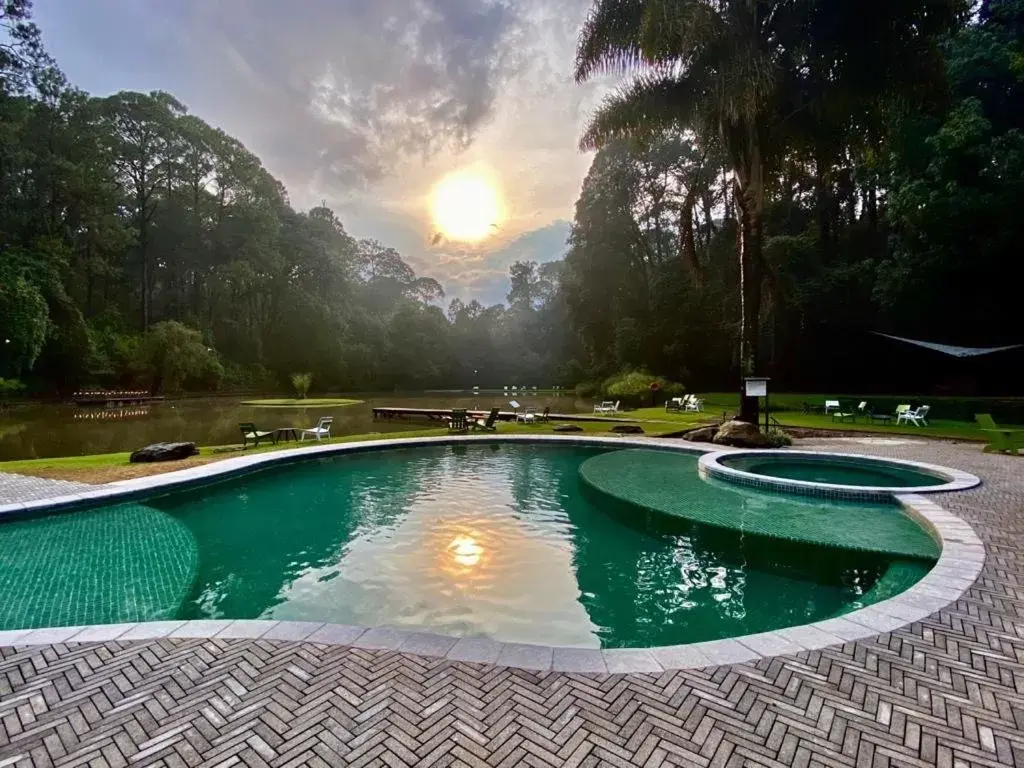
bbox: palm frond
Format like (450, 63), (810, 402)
(579, 72), (706, 150)
(574, 0), (647, 83)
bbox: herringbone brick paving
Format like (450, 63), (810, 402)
(0, 439), (1021, 767)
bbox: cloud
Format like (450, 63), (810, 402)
(35, 0), (598, 302)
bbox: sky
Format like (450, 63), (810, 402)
(33, 0), (607, 306)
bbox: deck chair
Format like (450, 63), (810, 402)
(300, 415), (333, 441)
(665, 397), (683, 412)
(898, 405), (930, 426)
(472, 407), (500, 431)
(239, 422), (276, 449)
(594, 400), (614, 413)
(448, 409), (470, 432)
(684, 395), (704, 412)
(516, 407), (536, 423)
(976, 413), (1024, 455)
(832, 402), (857, 423)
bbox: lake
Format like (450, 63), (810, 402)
(0, 392), (584, 461)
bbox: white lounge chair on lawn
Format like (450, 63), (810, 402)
(594, 400), (614, 413)
(684, 395), (704, 412)
(517, 407), (536, 424)
(897, 404), (930, 426)
(300, 416), (333, 441)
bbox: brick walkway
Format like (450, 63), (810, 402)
(0, 439), (1021, 767)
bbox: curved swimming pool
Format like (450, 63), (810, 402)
(0, 442), (942, 648)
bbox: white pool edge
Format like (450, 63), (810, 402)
(0, 435), (986, 674)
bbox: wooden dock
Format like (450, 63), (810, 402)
(371, 406), (626, 423)
(73, 391), (165, 407)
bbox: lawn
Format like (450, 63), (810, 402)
(0, 418), (672, 483)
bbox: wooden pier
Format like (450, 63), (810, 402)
(72, 390), (165, 407)
(371, 406), (625, 423)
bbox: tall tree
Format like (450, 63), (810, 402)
(575, 0), (963, 421)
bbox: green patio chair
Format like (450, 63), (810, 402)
(976, 413), (1024, 456)
(472, 407), (500, 431)
(239, 422), (276, 449)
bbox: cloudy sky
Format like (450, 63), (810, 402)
(34, 0), (606, 305)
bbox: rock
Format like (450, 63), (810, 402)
(129, 442), (200, 463)
(682, 426), (718, 443)
(553, 424), (584, 432)
(610, 424), (644, 434)
(712, 420), (772, 448)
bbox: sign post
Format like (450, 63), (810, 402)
(744, 377), (771, 433)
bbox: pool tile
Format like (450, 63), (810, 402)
(216, 621), (277, 640)
(649, 644), (714, 669)
(602, 649), (663, 674)
(69, 624), (138, 643)
(0, 629), (32, 646)
(170, 620), (233, 638)
(736, 631), (806, 657)
(446, 637), (504, 664)
(118, 621), (187, 640)
(262, 622), (325, 642)
(305, 624), (366, 646)
(20, 626), (86, 645)
(398, 632), (458, 657)
(776, 624), (846, 649)
(688, 639), (761, 666)
(812, 617), (878, 641)
(354, 627), (414, 651)
(497, 642), (553, 671)
(552, 648), (607, 674)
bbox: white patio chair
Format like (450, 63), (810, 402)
(824, 399), (841, 414)
(517, 407), (536, 424)
(898, 405), (930, 426)
(300, 416), (333, 441)
(607, 400), (621, 414)
(593, 400), (614, 413)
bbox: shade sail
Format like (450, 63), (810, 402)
(874, 332), (1022, 358)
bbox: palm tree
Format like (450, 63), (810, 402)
(575, 0), (963, 422)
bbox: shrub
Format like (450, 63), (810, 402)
(575, 380), (599, 399)
(765, 430), (793, 448)
(600, 370), (685, 408)
(0, 377), (25, 400)
(135, 321), (222, 394)
(290, 372), (313, 399)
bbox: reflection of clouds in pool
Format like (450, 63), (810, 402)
(265, 451), (601, 647)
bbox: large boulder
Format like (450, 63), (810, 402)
(610, 424), (644, 434)
(682, 426), (717, 443)
(712, 420), (772, 448)
(129, 442), (200, 463)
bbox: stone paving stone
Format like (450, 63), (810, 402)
(0, 439), (1021, 768)
(0, 473), (91, 506)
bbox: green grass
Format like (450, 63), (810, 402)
(0, 419), (674, 475)
(240, 398), (364, 407)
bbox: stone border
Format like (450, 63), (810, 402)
(699, 449), (980, 502)
(0, 435), (986, 674)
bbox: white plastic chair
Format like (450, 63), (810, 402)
(300, 416), (333, 441)
(824, 399), (841, 414)
(898, 405), (930, 426)
(517, 407), (536, 424)
(593, 400), (614, 413)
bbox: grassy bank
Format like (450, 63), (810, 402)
(0, 419), (676, 483)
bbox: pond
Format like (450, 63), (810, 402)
(0, 392), (583, 461)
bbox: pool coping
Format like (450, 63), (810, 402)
(699, 449), (981, 501)
(0, 435), (986, 674)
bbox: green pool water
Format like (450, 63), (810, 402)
(0, 444), (932, 648)
(721, 454), (945, 487)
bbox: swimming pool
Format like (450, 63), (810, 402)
(0, 442), (943, 648)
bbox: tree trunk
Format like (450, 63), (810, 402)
(734, 176), (764, 425)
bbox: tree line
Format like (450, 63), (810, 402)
(565, 0), (1024, 411)
(3, 1), (1022, 402)
(0, 1), (568, 396)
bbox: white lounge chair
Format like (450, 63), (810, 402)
(594, 400), (614, 414)
(684, 395), (704, 412)
(300, 416), (333, 441)
(517, 407), (536, 424)
(897, 405), (930, 426)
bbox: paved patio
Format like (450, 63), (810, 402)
(0, 439), (1021, 767)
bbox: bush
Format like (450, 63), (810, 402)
(290, 372), (313, 399)
(765, 430), (793, 448)
(575, 380), (599, 399)
(0, 377), (25, 401)
(600, 370), (685, 408)
(136, 321), (222, 394)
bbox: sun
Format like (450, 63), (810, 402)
(430, 171), (502, 243)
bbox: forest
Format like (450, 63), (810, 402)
(2, 1), (1023, 400)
